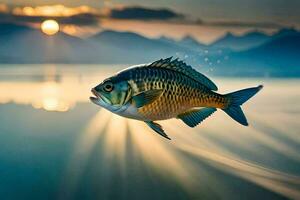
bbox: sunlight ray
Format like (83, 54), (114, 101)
(247, 111), (300, 144)
(161, 116), (300, 199)
(127, 120), (198, 192)
(191, 111), (300, 163)
(60, 109), (112, 199)
(163, 119), (238, 156)
(176, 144), (300, 199)
(103, 115), (129, 173)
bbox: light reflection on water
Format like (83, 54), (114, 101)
(0, 64), (122, 112)
(0, 65), (300, 199)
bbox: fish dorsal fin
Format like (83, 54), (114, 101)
(149, 57), (218, 91)
(177, 107), (217, 127)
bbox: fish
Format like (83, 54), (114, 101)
(90, 57), (263, 140)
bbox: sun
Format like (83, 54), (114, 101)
(41, 20), (60, 36)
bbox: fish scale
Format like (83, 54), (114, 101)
(121, 66), (228, 120)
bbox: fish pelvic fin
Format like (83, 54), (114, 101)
(177, 107), (217, 127)
(223, 85), (263, 126)
(145, 121), (171, 140)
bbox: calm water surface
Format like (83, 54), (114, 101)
(0, 65), (299, 200)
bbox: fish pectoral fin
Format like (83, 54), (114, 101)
(132, 89), (163, 108)
(145, 121), (171, 140)
(177, 107), (217, 127)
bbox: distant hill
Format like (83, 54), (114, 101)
(210, 31), (270, 51)
(0, 22), (300, 77)
(157, 35), (209, 53)
(213, 33), (300, 76)
(0, 23), (95, 63)
(87, 30), (192, 63)
(0, 23), (33, 35)
(272, 28), (299, 38)
(0, 23), (194, 64)
(210, 28), (300, 51)
(177, 36), (207, 51)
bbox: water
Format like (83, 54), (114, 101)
(0, 65), (299, 200)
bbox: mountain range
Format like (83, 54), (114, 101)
(210, 31), (270, 51)
(0, 22), (299, 77)
(210, 35), (300, 76)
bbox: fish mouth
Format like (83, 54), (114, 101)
(90, 88), (102, 103)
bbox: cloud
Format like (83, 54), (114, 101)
(0, 4), (8, 13)
(12, 5), (98, 17)
(0, 4), (185, 26)
(0, 13), (100, 26)
(108, 6), (184, 20)
(0, 4), (286, 30)
(106, 6), (283, 28)
(0, 4), (101, 26)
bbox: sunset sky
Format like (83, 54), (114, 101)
(1, 0), (299, 43)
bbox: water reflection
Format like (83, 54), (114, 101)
(0, 65), (118, 112)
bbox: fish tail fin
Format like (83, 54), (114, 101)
(222, 85), (263, 126)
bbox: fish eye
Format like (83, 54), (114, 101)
(103, 81), (114, 92)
